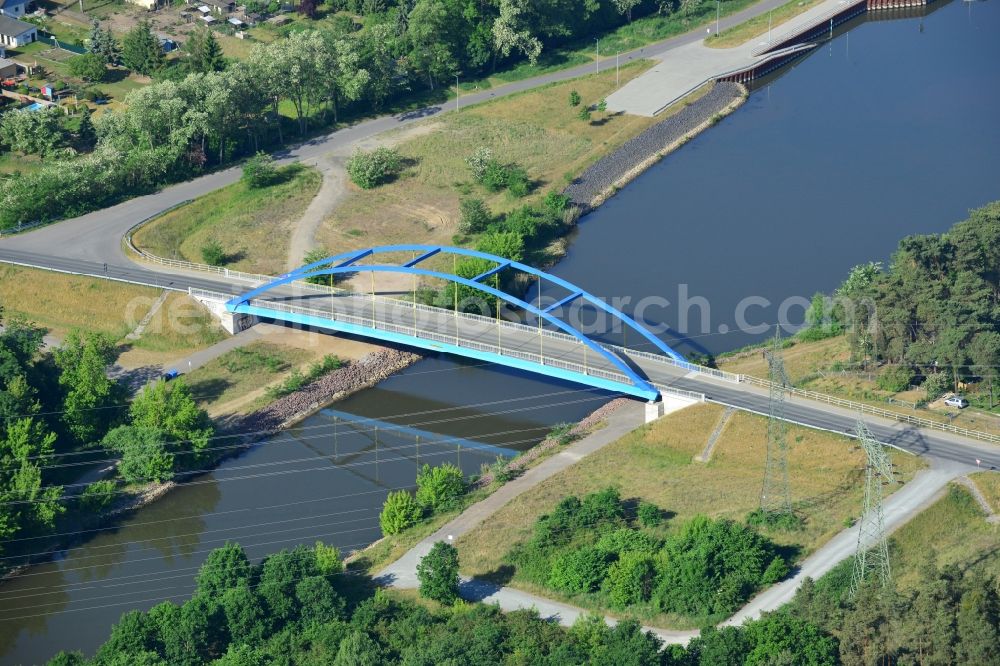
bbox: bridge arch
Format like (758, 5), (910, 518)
(226, 245), (685, 401)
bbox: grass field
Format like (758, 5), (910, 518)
(117, 293), (229, 368)
(316, 62), (666, 258)
(969, 471), (1000, 514)
(889, 483), (1000, 590)
(183, 342), (315, 414)
(705, 0), (823, 48)
(0, 264), (159, 338)
(132, 164), (321, 275)
(455, 402), (923, 627)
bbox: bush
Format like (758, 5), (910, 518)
(379, 490), (423, 535)
(415, 463), (465, 513)
(637, 501), (662, 528)
(877, 364), (915, 393)
(506, 166), (531, 198)
(480, 160), (510, 192)
(577, 107), (592, 122)
(201, 239), (226, 266)
(924, 372), (952, 400)
(465, 146), (493, 182)
(417, 542), (460, 605)
(606, 552), (657, 608)
(346, 147), (402, 189)
(569, 90), (581, 106)
(80, 479), (117, 513)
(69, 53), (107, 82)
(241, 152), (276, 188)
(458, 197), (491, 234)
(543, 190), (570, 213)
(595, 528), (659, 556)
(549, 546), (608, 594)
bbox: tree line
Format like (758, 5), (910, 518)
(0, 308), (213, 569)
(809, 202), (1000, 404)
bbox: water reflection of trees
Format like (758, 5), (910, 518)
(0, 563), (71, 657)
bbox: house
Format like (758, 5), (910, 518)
(126, 0), (164, 10)
(202, 0), (234, 14)
(0, 14), (36, 48)
(0, 56), (17, 79)
(0, 0), (30, 19)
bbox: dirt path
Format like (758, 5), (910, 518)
(284, 123), (439, 272)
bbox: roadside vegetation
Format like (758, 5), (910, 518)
(131, 164), (321, 276)
(455, 402), (923, 628)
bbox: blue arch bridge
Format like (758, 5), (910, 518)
(202, 245), (726, 406)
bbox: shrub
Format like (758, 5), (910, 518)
(241, 152), (276, 188)
(506, 166), (531, 198)
(69, 53), (107, 82)
(201, 239), (226, 266)
(417, 542), (460, 605)
(549, 546), (608, 594)
(465, 146), (493, 182)
(379, 491), (423, 535)
(480, 160), (510, 192)
(569, 90), (581, 106)
(876, 364), (914, 393)
(595, 528), (659, 556)
(924, 372), (952, 400)
(597, 99), (608, 113)
(606, 552), (657, 608)
(576, 487), (624, 527)
(543, 190), (570, 213)
(346, 147), (402, 189)
(415, 463), (465, 513)
(637, 501), (662, 528)
(80, 479), (117, 513)
(458, 197), (491, 234)
(577, 107), (592, 122)
(314, 541), (343, 575)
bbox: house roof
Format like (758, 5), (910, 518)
(0, 56), (16, 69)
(0, 14), (36, 37)
(0, 0), (30, 9)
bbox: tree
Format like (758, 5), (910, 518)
(955, 578), (1000, 665)
(458, 197), (491, 234)
(0, 107), (67, 157)
(298, 0), (318, 18)
(54, 331), (122, 446)
(102, 425), (174, 484)
(319, 33), (368, 123)
(129, 377), (213, 462)
(69, 53), (108, 83)
(333, 631), (386, 666)
(476, 231), (524, 263)
(0, 418), (62, 550)
(122, 21), (164, 76)
(970, 331), (1000, 408)
(196, 542), (252, 597)
(77, 106), (96, 150)
(379, 490), (423, 535)
(744, 612), (839, 665)
(612, 0), (641, 22)
(265, 30), (330, 135)
(549, 546), (608, 594)
(493, 0), (542, 65)
(415, 462), (465, 512)
(185, 26), (225, 74)
(606, 552), (656, 608)
(407, 0), (460, 89)
(417, 541), (460, 604)
(241, 152), (276, 188)
(88, 21), (120, 66)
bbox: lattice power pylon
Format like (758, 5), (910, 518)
(850, 418), (895, 596)
(760, 329), (792, 516)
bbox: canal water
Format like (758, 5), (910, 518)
(2, 0), (998, 662)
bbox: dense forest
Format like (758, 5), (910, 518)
(0, 308), (215, 572)
(46, 532), (1000, 665)
(808, 202), (1000, 402)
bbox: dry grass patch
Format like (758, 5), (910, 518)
(0, 264), (159, 338)
(184, 341), (316, 415)
(718, 335), (851, 382)
(117, 293), (230, 369)
(969, 471), (1000, 514)
(317, 62), (660, 256)
(890, 484), (1000, 590)
(456, 403), (923, 585)
(132, 164), (321, 276)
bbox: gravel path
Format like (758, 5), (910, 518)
(564, 82), (746, 209)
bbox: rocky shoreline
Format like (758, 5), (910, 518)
(564, 81), (747, 210)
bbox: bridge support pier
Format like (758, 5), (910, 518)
(645, 400), (666, 423)
(219, 311), (259, 335)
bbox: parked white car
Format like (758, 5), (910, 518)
(944, 395), (969, 409)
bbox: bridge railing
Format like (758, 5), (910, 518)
(739, 374), (1000, 446)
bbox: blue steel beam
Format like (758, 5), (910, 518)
(274, 245), (687, 364)
(403, 248), (441, 268)
(228, 264), (660, 400)
(472, 262), (510, 283)
(544, 291), (583, 313)
(334, 249), (373, 268)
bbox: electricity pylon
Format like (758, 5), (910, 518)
(850, 418), (895, 596)
(761, 328), (792, 517)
